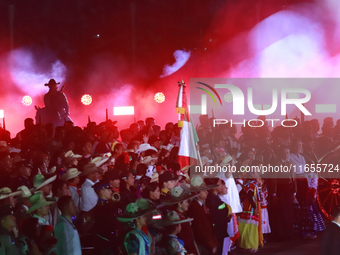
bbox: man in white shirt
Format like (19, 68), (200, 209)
(55, 196), (82, 255)
(80, 163), (99, 212)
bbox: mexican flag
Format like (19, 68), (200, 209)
(176, 80), (199, 168)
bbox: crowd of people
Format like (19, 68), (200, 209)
(0, 113), (339, 255)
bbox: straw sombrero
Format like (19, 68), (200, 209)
(0, 187), (22, 200)
(64, 151), (82, 163)
(91, 157), (109, 167)
(181, 175), (219, 192)
(61, 168), (81, 181)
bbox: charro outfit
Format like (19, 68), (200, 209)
(124, 228), (150, 255)
(165, 234), (186, 255)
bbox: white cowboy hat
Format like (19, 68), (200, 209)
(137, 143), (158, 153)
(61, 168), (81, 181)
(34, 174), (57, 191)
(160, 144), (174, 152)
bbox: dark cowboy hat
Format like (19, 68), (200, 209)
(160, 186), (199, 205)
(181, 175), (219, 192)
(44, 79), (60, 87)
(117, 199), (161, 223)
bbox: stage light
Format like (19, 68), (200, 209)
(224, 92), (233, 103)
(0, 110), (3, 118)
(22, 95), (32, 106)
(154, 92), (165, 103)
(113, 106), (134, 116)
(81, 94), (92, 105)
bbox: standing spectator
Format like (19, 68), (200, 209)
(62, 168), (82, 213)
(28, 194), (54, 226)
(55, 196), (82, 255)
(162, 210), (193, 255)
(14, 159), (33, 189)
(117, 201), (158, 255)
(120, 171), (138, 208)
(80, 163), (99, 212)
(93, 180), (121, 255)
(205, 178), (231, 255)
(159, 171), (178, 199)
(186, 176), (219, 255)
(50, 179), (71, 228)
(0, 205), (22, 255)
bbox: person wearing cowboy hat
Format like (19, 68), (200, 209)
(162, 186), (199, 255)
(186, 175), (219, 255)
(62, 168), (82, 213)
(80, 163), (100, 212)
(33, 174), (57, 197)
(43, 78), (71, 125)
(0, 148), (14, 189)
(0, 204), (22, 255)
(161, 210), (194, 255)
(28, 194), (55, 226)
(14, 159), (33, 190)
(92, 180), (121, 255)
(0, 187), (21, 208)
(117, 200), (159, 255)
(205, 178), (232, 255)
(63, 150), (82, 169)
(159, 171), (178, 200)
(14, 186), (33, 229)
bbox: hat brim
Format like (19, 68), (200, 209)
(35, 175), (57, 191)
(0, 190), (23, 200)
(94, 157), (109, 167)
(117, 207), (158, 223)
(160, 192), (199, 205)
(61, 171), (81, 181)
(27, 200), (54, 213)
(44, 82), (60, 86)
(160, 217), (194, 226)
(180, 182), (219, 192)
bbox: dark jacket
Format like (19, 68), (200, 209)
(321, 222), (340, 255)
(206, 192), (230, 253)
(93, 199), (121, 254)
(187, 199), (219, 252)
